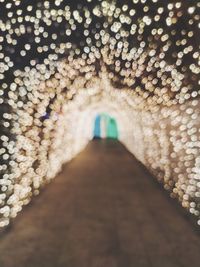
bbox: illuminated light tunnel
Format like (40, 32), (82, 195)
(93, 113), (119, 139)
(0, 1), (200, 263)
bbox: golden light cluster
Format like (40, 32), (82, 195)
(0, 0), (200, 227)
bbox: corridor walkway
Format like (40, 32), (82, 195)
(0, 140), (200, 267)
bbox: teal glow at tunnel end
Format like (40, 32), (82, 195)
(93, 113), (119, 139)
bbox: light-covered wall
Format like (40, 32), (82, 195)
(0, 72), (200, 228)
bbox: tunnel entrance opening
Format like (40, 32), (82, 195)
(93, 113), (119, 139)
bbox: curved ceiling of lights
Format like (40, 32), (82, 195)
(0, 0), (200, 228)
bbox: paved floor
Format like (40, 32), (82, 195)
(0, 140), (200, 267)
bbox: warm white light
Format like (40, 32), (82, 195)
(0, 0), (199, 228)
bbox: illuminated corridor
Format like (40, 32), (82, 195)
(0, 140), (200, 267)
(0, 0), (200, 266)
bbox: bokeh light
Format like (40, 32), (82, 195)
(0, 0), (200, 227)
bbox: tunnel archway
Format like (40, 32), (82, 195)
(0, 0), (200, 229)
(93, 113), (119, 139)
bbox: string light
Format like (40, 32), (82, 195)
(0, 0), (200, 227)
